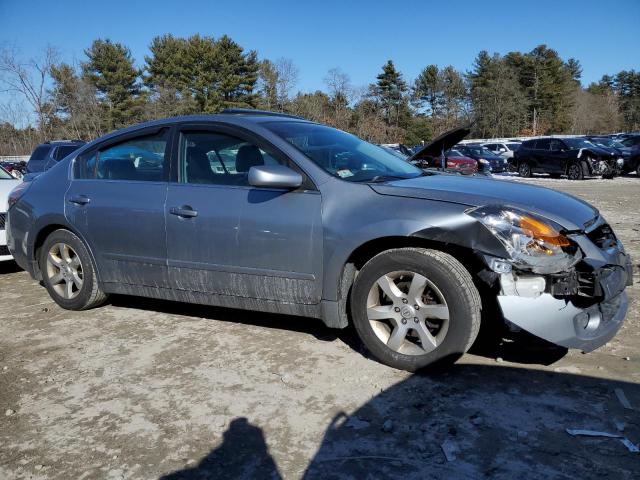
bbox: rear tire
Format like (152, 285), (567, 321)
(567, 162), (584, 180)
(518, 162), (532, 178)
(350, 248), (481, 372)
(39, 229), (108, 310)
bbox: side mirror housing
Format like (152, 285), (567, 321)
(248, 164), (303, 189)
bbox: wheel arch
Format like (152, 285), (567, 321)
(329, 232), (500, 329)
(31, 222), (101, 284)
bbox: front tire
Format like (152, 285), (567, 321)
(350, 248), (481, 371)
(40, 229), (108, 310)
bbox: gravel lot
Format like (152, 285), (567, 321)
(1, 175), (639, 479)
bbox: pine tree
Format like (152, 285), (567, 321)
(371, 60), (409, 129)
(82, 39), (144, 130)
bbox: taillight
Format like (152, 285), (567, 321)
(7, 181), (30, 209)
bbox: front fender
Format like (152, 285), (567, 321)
(321, 188), (508, 302)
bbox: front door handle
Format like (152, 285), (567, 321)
(170, 206), (198, 218)
(68, 195), (91, 205)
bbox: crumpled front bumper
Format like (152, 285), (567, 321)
(497, 240), (632, 352)
(498, 290), (628, 352)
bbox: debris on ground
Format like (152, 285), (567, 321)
(441, 439), (460, 461)
(381, 419), (393, 432)
(614, 388), (633, 410)
(566, 429), (639, 453)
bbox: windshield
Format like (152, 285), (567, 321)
(506, 143), (521, 151)
(464, 146), (499, 158)
(591, 138), (624, 149)
(0, 166), (14, 180)
(564, 138), (596, 149)
(264, 122), (423, 182)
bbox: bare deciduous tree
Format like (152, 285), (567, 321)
(0, 45), (58, 140)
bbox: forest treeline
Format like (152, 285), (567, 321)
(0, 34), (638, 155)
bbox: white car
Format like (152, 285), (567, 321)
(482, 142), (522, 159)
(1, 166), (21, 261)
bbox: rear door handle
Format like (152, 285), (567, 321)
(68, 195), (91, 205)
(169, 206), (198, 218)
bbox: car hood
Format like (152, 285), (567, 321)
(370, 174), (598, 231)
(409, 126), (471, 160)
(582, 146), (617, 157)
(0, 178), (22, 210)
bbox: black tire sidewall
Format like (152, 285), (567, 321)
(351, 250), (476, 371)
(40, 229), (98, 310)
(518, 162), (531, 177)
(568, 162), (583, 180)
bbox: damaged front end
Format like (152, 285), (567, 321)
(469, 206), (633, 352)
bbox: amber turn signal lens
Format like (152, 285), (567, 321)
(520, 216), (570, 247)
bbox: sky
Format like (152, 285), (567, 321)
(1, 0), (639, 95)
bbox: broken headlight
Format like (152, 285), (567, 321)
(467, 205), (580, 273)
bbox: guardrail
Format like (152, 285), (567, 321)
(0, 155), (29, 163)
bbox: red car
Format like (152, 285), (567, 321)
(408, 127), (478, 175)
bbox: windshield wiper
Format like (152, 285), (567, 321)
(358, 175), (413, 183)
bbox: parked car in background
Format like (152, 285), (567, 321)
(7, 110), (633, 372)
(378, 145), (410, 161)
(482, 141), (521, 160)
(0, 160), (26, 179)
(379, 143), (414, 157)
(26, 140), (85, 174)
(455, 144), (508, 173)
(408, 127), (478, 175)
(585, 136), (637, 174)
(512, 137), (622, 180)
(1, 165), (21, 260)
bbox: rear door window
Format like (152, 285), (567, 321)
(536, 139), (551, 150)
(74, 130), (169, 181)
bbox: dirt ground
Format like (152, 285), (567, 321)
(1, 175), (639, 480)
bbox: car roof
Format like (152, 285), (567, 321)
(74, 110), (314, 154)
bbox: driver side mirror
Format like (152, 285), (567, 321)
(498, 147), (507, 153)
(248, 164), (303, 189)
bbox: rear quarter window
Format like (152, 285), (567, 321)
(54, 145), (81, 161)
(29, 145), (52, 161)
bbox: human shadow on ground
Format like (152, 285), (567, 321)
(159, 417), (282, 480)
(159, 365), (639, 480)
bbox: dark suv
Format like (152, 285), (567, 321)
(512, 137), (622, 180)
(26, 140), (85, 174)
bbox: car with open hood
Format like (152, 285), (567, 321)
(408, 127), (479, 175)
(6, 110), (633, 371)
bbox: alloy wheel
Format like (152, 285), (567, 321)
(568, 163), (582, 180)
(366, 271), (450, 356)
(518, 163), (531, 177)
(46, 242), (84, 299)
